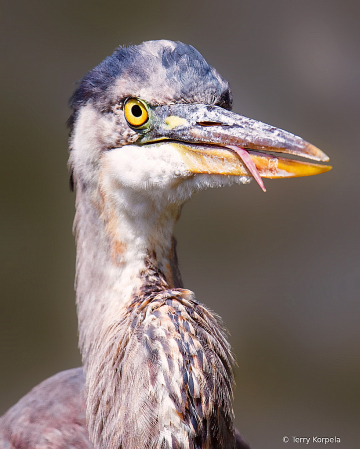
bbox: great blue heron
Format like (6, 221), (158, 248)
(0, 40), (330, 449)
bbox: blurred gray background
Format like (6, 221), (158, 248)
(1, 0), (359, 447)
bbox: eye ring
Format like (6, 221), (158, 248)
(124, 98), (149, 128)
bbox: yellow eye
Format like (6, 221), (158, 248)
(124, 98), (149, 127)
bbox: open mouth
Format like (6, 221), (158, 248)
(224, 144), (331, 192)
(149, 140), (331, 192)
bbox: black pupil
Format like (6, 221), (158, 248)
(131, 105), (142, 117)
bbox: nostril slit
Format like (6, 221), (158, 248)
(197, 121), (223, 127)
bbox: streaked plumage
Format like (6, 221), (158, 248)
(0, 39), (330, 449)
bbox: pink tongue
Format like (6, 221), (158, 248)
(227, 145), (266, 192)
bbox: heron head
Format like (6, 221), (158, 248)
(69, 40), (330, 205)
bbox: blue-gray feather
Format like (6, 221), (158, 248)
(70, 41), (232, 119)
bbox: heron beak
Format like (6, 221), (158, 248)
(140, 103), (331, 192)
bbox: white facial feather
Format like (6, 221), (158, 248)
(103, 142), (189, 192)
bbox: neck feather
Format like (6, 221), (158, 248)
(74, 177), (184, 367)
(73, 169), (235, 449)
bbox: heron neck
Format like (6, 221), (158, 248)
(74, 180), (183, 367)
